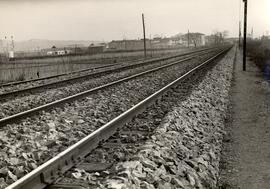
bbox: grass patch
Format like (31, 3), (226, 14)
(247, 39), (270, 70)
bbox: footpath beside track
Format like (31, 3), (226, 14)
(218, 48), (270, 189)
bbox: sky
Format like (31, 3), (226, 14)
(0, 0), (269, 41)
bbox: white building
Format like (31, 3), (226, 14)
(46, 49), (72, 56)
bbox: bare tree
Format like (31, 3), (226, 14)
(212, 30), (229, 44)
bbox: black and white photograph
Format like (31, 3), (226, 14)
(0, 0), (269, 188)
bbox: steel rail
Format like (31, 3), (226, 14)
(0, 47), (218, 100)
(5, 46), (231, 189)
(0, 49), (218, 127)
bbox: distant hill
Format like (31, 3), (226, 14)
(13, 39), (103, 52)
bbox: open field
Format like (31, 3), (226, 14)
(0, 48), (192, 83)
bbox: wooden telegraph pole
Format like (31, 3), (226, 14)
(243, 0), (247, 71)
(142, 13), (147, 58)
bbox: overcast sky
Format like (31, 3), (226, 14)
(0, 0), (269, 41)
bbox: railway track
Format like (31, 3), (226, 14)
(0, 47), (217, 102)
(4, 46), (231, 189)
(0, 48), (222, 126)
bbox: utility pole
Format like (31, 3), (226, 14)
(188, 30), (190, 48)
(243, 0), (247, 71)
(142, 13), (147, 58)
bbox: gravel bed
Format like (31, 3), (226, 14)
(0, 50), (220, 188)
(0, 51), (217, 119)
(56, 47), (235, 189)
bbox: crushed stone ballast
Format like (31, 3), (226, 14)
(4, 47), (232, 189)
(66, 46), (236, 189)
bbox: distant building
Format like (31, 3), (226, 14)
(151, 37), (174, 48)
(108, 39), (151, 51)
(87, 44), (105, 54)
(45, 48), (72, 56)
(182, 33), (205, 47)
(107, 38), (176, 51)
(8, 51), (14, 58)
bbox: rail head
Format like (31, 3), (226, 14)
(5, 47), (231, 189)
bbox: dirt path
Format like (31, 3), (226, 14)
(218, 49), (270, 189)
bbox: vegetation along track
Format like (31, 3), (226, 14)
(1, 46), (231, 188)
(0, 48), (222, 122)
(0, 56), (153, 89)
(0, 63), (118, 88)
(0, 47), (217, 101)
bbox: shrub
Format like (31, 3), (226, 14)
(247, 39), (270, 72)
